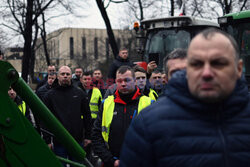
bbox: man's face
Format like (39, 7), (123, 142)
(81, 75), (92, 88)
(48, 66), (56, 73)
(116, 70), (135, 94)
(75, 68), (83, 78)
(47, 75), (56, 86)
(119, 49), (128, 60)
(93, 70), (102, 81)
(187, 33), (242, 103)
(167, 58), (187, 80)
(58, 66), (72, 86)
(8, 88), (16, 100)
(149, 72), (163, 89)
(135, 71), (146, 90)
(162, 74), (167, 84)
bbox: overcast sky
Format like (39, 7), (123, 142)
(46, 1), (123, 31)
(1, 0), (125, 47)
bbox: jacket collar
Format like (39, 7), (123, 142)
(114, 87), (141, 104)
(165, 70), (249, 113)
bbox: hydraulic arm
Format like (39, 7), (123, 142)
(0, 60), (93, 167)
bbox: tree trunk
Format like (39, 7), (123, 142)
(138, 0), (144, 21)
(96, 0), (119, 59)
(41, 12), (50, 66)
(21, 0), (33, 82)
(170, 0), (174, 16)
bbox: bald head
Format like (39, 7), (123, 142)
(58, 66), (72, 86)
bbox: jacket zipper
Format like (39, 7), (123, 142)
(123, 105), (127, 135)
(216, 109), (228, 167)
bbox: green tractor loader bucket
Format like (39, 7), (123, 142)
(0, 60), (93, 167)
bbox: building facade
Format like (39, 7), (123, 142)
(35, 28), (138, 76)
(4, 47), (23, 72)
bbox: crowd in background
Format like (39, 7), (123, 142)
(5, 27), (250, 167)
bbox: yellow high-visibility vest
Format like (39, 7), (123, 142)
(18, 101), (26, 115)
(101, 95), (153, 143)
(89, 87), (102, 119)
(148, 88), (158, 101)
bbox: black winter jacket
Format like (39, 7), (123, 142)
(36, 83), (52, 101)
(107, 56), (133, 81)
(92, 88), (142, 167)
(43, 83), (92, 144)
(120, 70), (250, 167)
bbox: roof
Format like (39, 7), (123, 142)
(223, 10), (250, 20)
(141, 16), (219, 30)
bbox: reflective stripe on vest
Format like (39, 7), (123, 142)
(101, 95), (152, 143)
(89, 88), (102, 119)
(148, 88), (158, 101)
(18, 101), (26, 115)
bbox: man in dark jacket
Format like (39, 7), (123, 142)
(133, 65), (158, 101)
(36, 72), (56, 101)
(92, 66), (153, 167)
(108, 48), (133, 82)
(72, 67), (83, 87)
(119, 28), (250, 167)
(92, 68), (106, 97)
(36, 65), (56, 91)
(43, 66), (91, 166)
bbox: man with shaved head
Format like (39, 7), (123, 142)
(43, 65), (91, 166)
(120, 28), (250, 167)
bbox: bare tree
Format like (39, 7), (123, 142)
(1, 0), (54, 81)
(0, 28), (7, 53)
(1, 0), (89, 81)
(185, 0), (250, 19)
(96, 0), (127, 59)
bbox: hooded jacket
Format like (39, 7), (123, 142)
(120, 70), (250, 167)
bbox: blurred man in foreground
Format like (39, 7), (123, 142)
(120, 28), (250, 167)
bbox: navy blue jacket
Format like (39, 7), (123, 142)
(107, 56), (133, 81)
(120, 70), (250, 167)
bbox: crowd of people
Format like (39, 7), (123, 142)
(5, 27), (250, 167)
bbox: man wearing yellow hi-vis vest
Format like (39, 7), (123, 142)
(79, 71), (102, 121)
(92, 66), (154, 167)
(8, 87), (33, 122)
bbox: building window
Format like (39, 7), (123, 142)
(106, 38), (109, 60)
(70, 37), (74, 59)
(82, 37), (86, 59)
(94, 37), (98, 59)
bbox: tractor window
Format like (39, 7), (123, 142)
(147, 29), (190, 56)
(146, 29), (191, 69)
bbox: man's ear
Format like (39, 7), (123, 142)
(237, 59), (243, 79)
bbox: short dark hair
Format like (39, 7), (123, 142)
(163, 48), (187, 75)
(152, 70), (162, 74)
(93, 68), (102, 73)
(199, 28), (240, 61)
(116, 65), (135, 78)
(119, 48), (128, 51)
(133, 65), (146, 74)
(81, 71), (92, 77)
(74, 67), (83, 71)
